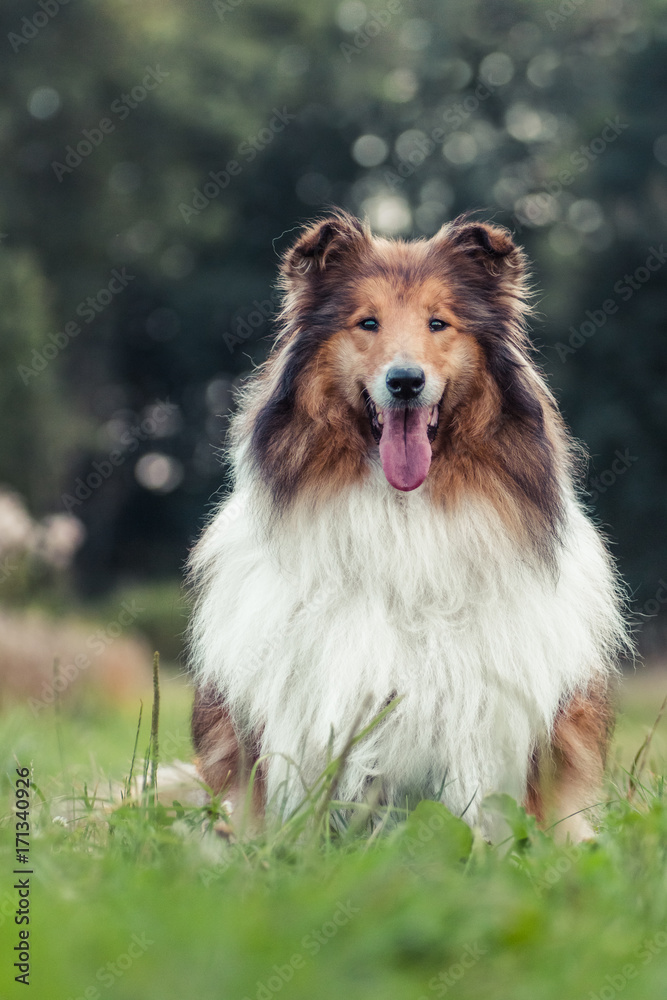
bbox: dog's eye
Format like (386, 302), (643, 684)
(358, 317), (379, 331)
(429, 318), (449, 332)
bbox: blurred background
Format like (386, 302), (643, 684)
(1, 0), (666, 695)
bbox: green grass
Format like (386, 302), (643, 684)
(1, 669), (667, 1000)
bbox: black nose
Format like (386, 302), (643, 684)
(386, 366), (425, 400)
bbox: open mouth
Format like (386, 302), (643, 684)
(364, 392), (440, 444)
(363, 390), (441, 492)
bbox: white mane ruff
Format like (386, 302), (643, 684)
(188, 457), (626, 836)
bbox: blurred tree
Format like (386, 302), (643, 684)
(0, 248), (77, 507)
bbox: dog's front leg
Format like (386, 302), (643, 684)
(191, 685), (264, 820)
(525, 682), (614, 842)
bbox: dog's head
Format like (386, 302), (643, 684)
(244, 211), (553, 511)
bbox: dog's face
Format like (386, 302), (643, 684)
(325, 271), (481, 490)
(274, 212), (528, 493)
(246, 210), (557, 520)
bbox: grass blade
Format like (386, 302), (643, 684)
(124, 700), (143, 802)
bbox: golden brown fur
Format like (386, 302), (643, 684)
(192, 685), (264, 814)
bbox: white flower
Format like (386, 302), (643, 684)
(0, 490), (35, 557)
(35, 514), (86, 569)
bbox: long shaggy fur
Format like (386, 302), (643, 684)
(188, 211), (630, 841)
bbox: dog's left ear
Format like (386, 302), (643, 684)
(433, 218), (525, 280)
(281, 211), (370, 283)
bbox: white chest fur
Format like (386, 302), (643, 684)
(189, 470), (622, 832)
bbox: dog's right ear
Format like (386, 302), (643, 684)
(280, 211), (370, 282)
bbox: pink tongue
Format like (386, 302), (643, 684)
(378, 407), (432, 491)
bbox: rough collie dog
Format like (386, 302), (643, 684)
(188, 211), (629, 841)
